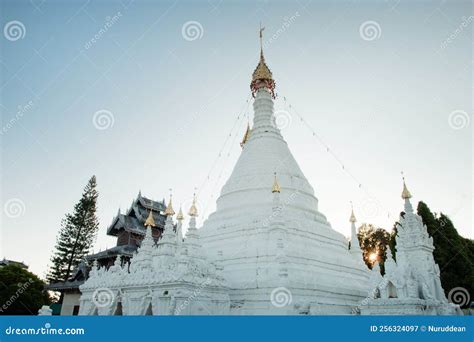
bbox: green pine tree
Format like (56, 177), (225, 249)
(47, 176), (99, 284)
(417, 201), (474, 308)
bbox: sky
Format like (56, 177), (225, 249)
(0, 0), (472, 278)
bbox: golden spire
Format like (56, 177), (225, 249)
(188, 193), (199, 217)
(252, 26), (273, 84)
(349, 202), (356, 223)
(144, 209), (156, 227)
(240, 122), (252, 148)
(164, 191), (175, 216)
(401, 179), (412, 199)
(177, 206), (184, 221)
(272, 172), (281, 193)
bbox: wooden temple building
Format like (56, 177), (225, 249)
(46, 192), (167, 315)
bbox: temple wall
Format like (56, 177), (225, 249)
(60, 292), (81, 316)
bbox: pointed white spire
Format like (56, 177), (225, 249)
(184, 199), (202, 258)
(176, 206), (184, 245)
(155, 213), (177, 257)
(140, 224), (155, 250)
(270, 173), (284, 231)
(349, 203), (362, 256)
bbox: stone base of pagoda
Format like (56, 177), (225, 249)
(359, 298), (462, 315)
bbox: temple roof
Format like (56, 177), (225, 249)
(107, 192), (166, 236)
(86, 245), (138, 260)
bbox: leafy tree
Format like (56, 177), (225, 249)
(357, 224), (391, 273)
(47, 176), (99, 285)
(0, 265), (51, 315)
(417, 201), (474, 307)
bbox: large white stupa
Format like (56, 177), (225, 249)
(198, 40), (369, 314)
(77, 32), (459, 316)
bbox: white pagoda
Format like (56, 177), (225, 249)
(77, 32), (459, 316)
(358, 180), (460, 315)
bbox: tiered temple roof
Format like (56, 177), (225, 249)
(107, 191), (166, 236)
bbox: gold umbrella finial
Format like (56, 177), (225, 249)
(401, 172), (412, 199)
(349, 201), (356, 223)
(272, 172), (281, 193)
(144, 208), (156, 227)
(164, 189), (175, 216)
(188, 191), (199, 217)
(177, 206), (184, 221)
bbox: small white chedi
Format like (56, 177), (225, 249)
(358, 182), (461, 315)
(78, 33), (460, 316)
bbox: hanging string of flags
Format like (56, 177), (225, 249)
(280, 95), (392, 221)
(196, 92), (252, 206)
(202, 115), (244, 218)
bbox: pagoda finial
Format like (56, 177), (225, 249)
(188, 192), (199, 217)
(401, 172), (412, 199)
(349, 201), (356, 223)
(164, 189), (175, 216)
(240, 122), (252, 148)
(272, 172), (281, 193)
(251, 24), (275, 98)
(144, 208), (156, 227)
(177, 206), (184, 221)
